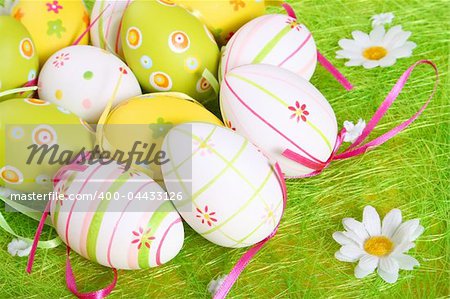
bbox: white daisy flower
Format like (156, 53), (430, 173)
(336, 25), (416, 69)
(371, 12), (395, 27)
(7, 238), (32, 257)
(207, 274), (227, 297)
(0, 186), (13, 198)
(343, 119), (366, 143)
(333, 206), (424, 283)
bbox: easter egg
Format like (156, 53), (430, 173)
(0, 98), (94, 193)
(51, 161), (184, 269)
(121, 1), (220, 105)
(103, 92), (223, 179)
(11, 0), (89, 65)
(90, 0), (134, 59)
(220, 14), (317, 81)
(0, 16), (38, 100)
(220, 64), (337, 177)
(38, 45), (142, 123)
(176, 0), (282, 46)
(161, 122), (285, 248)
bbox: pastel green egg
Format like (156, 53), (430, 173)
(0, 99), (94, 193)
(121, 1), (220, 106)
(0, 16), (39, 101)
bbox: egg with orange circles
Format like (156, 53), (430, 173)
(0, 16), (39, 101)
(0, 98), (94, 193)
(11, 0), (89, 66)
(121, 0), (220, 106)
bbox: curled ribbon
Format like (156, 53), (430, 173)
(282, 3), (354, 91)
(284, 59), (439, 177)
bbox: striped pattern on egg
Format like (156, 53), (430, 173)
(161, 122), (284, 248)
(221, 14), (317, 81)
(220, 64), (337, 178)
(50, 162), (184, 269)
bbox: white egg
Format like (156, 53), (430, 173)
(51, 161), (184, 269)
(90, 0), (134, 59)
(220, 14), (317, 81)
(161, 122), (285, 248)
(38, 45), (142, 123)
(220, 64), (337, 177)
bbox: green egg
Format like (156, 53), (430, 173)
(121, 1), (220, 106)
(0, 99), (94, 193)
(0, 16), (39, 101)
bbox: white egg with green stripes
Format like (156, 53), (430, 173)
(220, 14), (317, 81)
(50, 161), (184, 269)
(161, 122), (284, 248)
(220, 64), (338, 178)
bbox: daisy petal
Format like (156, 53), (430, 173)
(363, 206), (381, 236)
(379, 257), (399, 274)
(339, 39), (363, 51)
(340, 245), (365, 260)
(382, 208), (402, 238)
(345, 59), (364, 67)
(390, 42), (416, 58)
(336, 49), (362, 59)
(369, 26), (386, 44)
(358, 254), (379, 271)
(343, 230), (364, 247)
(379, 56), (397, 67)
(378, 268), (399, 283)
(343, 218), (369, 241)
(394, 254), (420, 270)
(392, 219), (420, 245)
(351, 30), (370, 44)
(393, 242), (415, 255)
(335, 250), (358, 262)
(410, 225), (424, 241)
(355, 264), (375, 279)
(333, 232), (356, 246)
(391, 31), (412, 49)
(382, 25), (403, 46)
(362, 60), (379, 69)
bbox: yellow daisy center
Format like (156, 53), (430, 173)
(363, 46), (388, 60)
(204, 214), (210, 220)
(364, 236), (394, 256)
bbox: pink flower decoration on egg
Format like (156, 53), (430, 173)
(286, 18), (301, 31)
(131, 227), (155, 249)
(288, 101), (309, 123)
(46, 1), (63, 14)
(196, 205), (217, 227)
(52, 52), (70, 68)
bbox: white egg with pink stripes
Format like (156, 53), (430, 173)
(220, 13), (317, 81)
(220, 64), (338, 177)
(50, 161), (184, 269)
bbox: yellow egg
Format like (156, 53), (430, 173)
(11, 0), (89, 65)
(176, 0), (282, 45)
(102, 93), (223, 180)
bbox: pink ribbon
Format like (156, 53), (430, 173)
(213, 163), (287, 299)
(283, 59), (439, 177)
(66, 247), (118, 299)
(73, 4), (111, 46)
(282, 3), (353, 90)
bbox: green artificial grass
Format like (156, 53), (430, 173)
(0, 0), (449, 298)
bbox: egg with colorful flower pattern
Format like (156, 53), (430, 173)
(0, 16), (39, 101)
(38, 45), (142, 123)
(51, 161), (184, 269)
(161, 122), (285, 248)
(220, 64), (337, 177)
(0, 98), (94, 193)
(220, 13), (317, 81)
(121, 0), (220, 105)
(11, 0), (89, 66)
